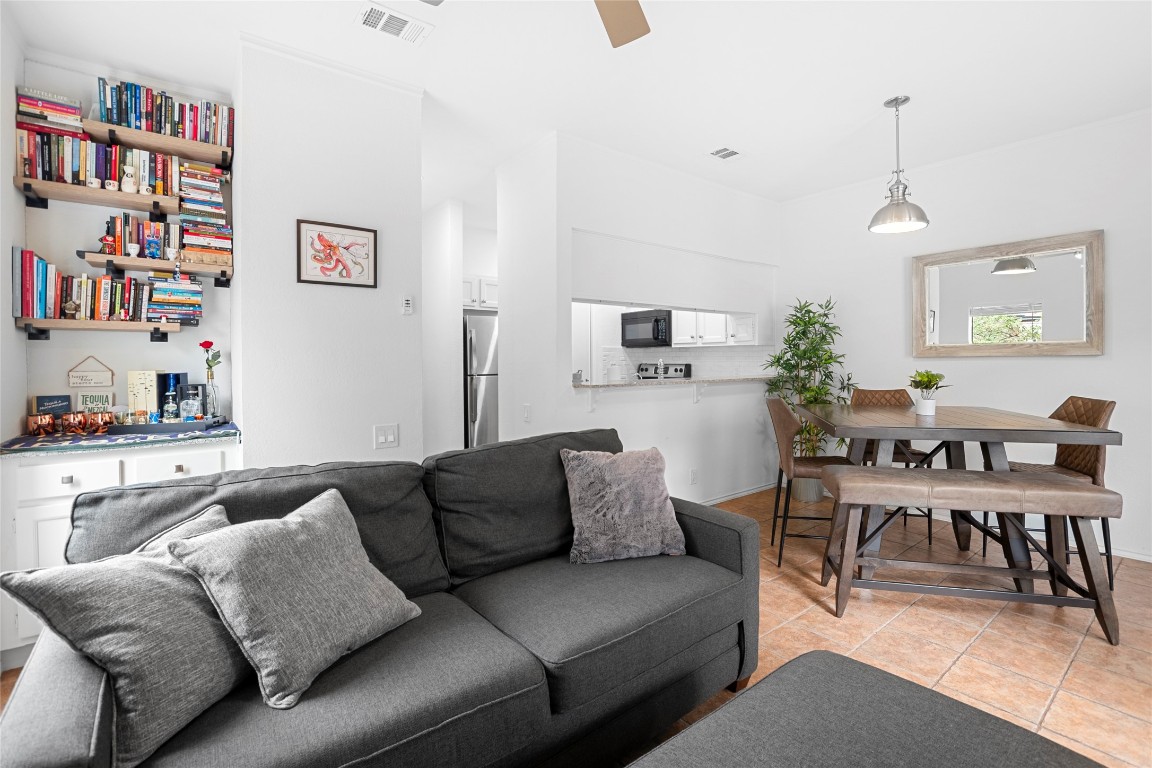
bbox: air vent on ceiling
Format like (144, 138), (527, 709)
(358, 3), (434, 46)
(709, 148), (740, 160)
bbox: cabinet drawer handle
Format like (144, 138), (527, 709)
(60, 475), (74, 485)
(174, 464), (185, 474)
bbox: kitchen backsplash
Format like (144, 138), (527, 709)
(598, 345), (774, 382)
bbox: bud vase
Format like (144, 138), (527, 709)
(205, 369), (220, 419)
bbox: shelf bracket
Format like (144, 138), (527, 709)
(21, 182), (48, 209)
(584, 389), (598, 413)
(103, 259), (126, 280)
(220, 150), (231, 170)
(107, 128), (121, 146)
(691, 383), (710, 404)
(22, 322), (50, 341)
(149, 327), (170, 343)
(149, 201), (166, 223)
(214, 271), (231, 288)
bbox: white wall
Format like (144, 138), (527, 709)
(463, 226), (496, 277)
(498, 133), (781, 503)
(422, 200), (464, 455)
(1, 6), (27, 440)
(234, 41), (423, 467)
(779, 111), (1152, 561)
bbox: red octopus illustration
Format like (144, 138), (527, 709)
(309, 232), (367, 279)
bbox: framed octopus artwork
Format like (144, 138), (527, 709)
(296, 219), (378, 288)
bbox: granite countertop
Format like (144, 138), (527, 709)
(573, 376), (772, 389)
(1, 423), (241, 455)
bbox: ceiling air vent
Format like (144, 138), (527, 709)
(358, 3), (434, 46)
(709, 148), (740, 160)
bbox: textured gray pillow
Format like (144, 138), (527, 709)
(167, 488), (422, 709)
(0, 505), (249, 768)
(560, 447), (686, 564)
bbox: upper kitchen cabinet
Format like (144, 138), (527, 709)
(463, 274), (498, 311)
(672, 311), (757, 347)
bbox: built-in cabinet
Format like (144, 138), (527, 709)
(0, 439), (241, 649)
(462, 275), (498, 311)
(672, 311), (756, 346)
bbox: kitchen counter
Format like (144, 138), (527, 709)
(573, 376), (772, 389)
(1, 423), (241, 456)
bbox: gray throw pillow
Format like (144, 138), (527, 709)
(167, 488), (422, 709)
(560, 447), (686, 564)
(0, 505), (249, 768)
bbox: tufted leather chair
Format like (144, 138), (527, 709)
(766, 398), (853, 567)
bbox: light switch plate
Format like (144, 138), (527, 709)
(373, 423), (399, 449)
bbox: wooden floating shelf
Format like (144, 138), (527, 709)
(15, 317), (181, 342)
(77, 251), (233, 281)
(15, 177), (179, 215)
(82, 119), (232, 168)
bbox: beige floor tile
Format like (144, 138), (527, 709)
(914, 594), (1006, 628)
(1037, 728), (1143, 768)
(851, 627), (961, 683)
(762, 623), (852, 660)
(937, 655), (1056, 723)
(1060, 659), (1152, 723)
(790, 594), (907, 648)
(1115, 562), (1152, 588)
(848, 651), (938, 688)
(998, 600), (1096, 633)
(1042, 691), (1152, 767)
(1086, 621), (1152, 655)
(967, 629), (1076, 687)
(1075, 640), (1152, 685)
(933, 685), (1040, 731)
(746, 649), (794, 686)
(886, 603), (985, 652)
(984, 610), (1087, 656)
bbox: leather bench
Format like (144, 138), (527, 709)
(818, 466), (1122, 645)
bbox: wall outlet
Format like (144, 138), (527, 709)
(689, 468), (699, 485)
(373, 423), (399, 449)
(522, 404), (531, 422)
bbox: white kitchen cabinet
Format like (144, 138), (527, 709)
(727, 312), (757, 344)
(463, 275), (498, 311)
(671, 310), (699, 345)
(672, 311), (757, 347)
(698, 312), (728, 345)
(1, 439), (241, 651)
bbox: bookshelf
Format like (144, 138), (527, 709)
(14, 177), (179, 215)
(82, 119), (232, 167)
(77, 251), (232, 286)
(14, 317), (182, 342)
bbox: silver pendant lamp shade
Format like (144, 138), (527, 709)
(990, 256), (1037, 275)
(869, 96), (929, 234)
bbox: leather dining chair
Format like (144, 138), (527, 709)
(850, 388), (937, 543)
(766, 398), (853, 567)
(997, 395), (1118, 589)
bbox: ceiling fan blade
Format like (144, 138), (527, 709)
(593, 0), (650, 48)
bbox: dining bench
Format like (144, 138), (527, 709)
(818, 465), (1122, 645)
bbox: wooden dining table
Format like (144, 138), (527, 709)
(794, 404), (1123, 592)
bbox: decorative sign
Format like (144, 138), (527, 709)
(33, 394), (72, 416)
(79, 392), (114, 413)
(68, 356), (115, 388)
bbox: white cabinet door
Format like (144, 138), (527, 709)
(18, 458), (121, 503)
(133, 449), (225, 484)
(462, 277), (479, 308)
(478, 278), (499, 310)
(727, 313), (757, 344)
(698, 312), (728, 344)
(14, 502), (72, 641)
(671, 310), (698, 346)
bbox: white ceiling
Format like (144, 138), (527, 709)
(8, 1), (1151, 228)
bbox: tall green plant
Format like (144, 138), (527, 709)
(764, 298), (855, 456)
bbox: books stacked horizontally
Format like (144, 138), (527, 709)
(146, 273), (202, 326)
(11, 246), (155, 322)
(179, 162), (231, 266)
(17, 87), (82, 129)
(97, 77), (234, 147)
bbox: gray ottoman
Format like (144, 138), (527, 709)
(628, 651), (1099, 767)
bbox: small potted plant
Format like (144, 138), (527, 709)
(908, 370), (949, 416)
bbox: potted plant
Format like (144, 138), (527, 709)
(908, 369), (949, 415)
(764, 298), (855, 501)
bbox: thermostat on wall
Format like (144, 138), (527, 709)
(401, 296), (414, 315)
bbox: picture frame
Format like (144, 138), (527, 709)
(297, 220), (377, 288)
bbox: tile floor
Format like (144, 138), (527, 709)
(642, 491), (1152, 767)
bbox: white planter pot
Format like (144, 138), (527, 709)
(915, 397), (937, 416)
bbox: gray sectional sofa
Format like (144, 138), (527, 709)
(0, 428), (760, 768)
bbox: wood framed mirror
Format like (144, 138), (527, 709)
(912, 230), (1104, 357)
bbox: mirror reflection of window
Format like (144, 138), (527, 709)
(969, 303), (1043, 344)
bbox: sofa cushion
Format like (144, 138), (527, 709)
(142, 592), (550, 768)
(168, 490), (422, 709)
(451, 554), (744, 713)
(0, 505), (251, 768)
(561, 447), (685, 564)
(68, 461), (449, 597)
(422, 429), (623, 585)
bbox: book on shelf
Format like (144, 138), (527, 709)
(96, 76), (234, 148)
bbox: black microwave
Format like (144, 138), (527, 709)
(621, 309), (672, 348)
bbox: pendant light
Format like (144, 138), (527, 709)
(991, 256), (1037, 275)
(868, 96), (929, 234)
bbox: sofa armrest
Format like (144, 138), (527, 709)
(672, 497), (760, 682)
(0, 630), (112, 768)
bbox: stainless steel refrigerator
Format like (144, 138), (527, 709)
(464, 315), (498, 447)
